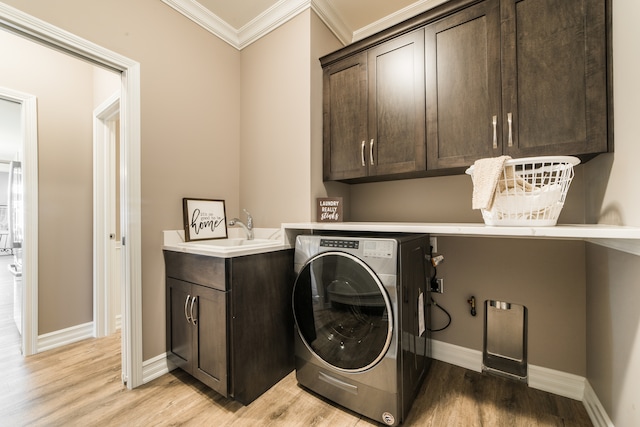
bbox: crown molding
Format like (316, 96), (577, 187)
(161, 0), (240, 47)
(238, 0), (309, 49)
(162, 0), (449, 50)
(162, 0), (354, 50)
(311, 0), (352, 45)
(352, 0), (449, 42)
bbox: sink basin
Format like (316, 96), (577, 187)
(178, 238), (281, 250)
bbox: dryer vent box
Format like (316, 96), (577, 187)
(482, 300), (527, 381)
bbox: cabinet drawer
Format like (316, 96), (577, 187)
(164, 250), (226, 291)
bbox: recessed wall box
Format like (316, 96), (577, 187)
(482, 300), (527, 382)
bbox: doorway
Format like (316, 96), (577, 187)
(0, 4), (143, 388)
(0, 97), (25, 356)
(1, 28), (120, 354)
(0, 89), (37, 357)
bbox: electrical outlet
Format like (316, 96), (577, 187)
(431, 278), (444, 293)
(429, 236), (438, 253)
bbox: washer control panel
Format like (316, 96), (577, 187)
(362, 240), (394, 258)
(320, 238), (359, 249)
(318, 238), (395, 259)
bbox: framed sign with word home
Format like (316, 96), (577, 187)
(183, 198), (227, 241)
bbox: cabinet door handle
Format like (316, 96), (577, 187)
(184, 295), (192, 324)
(492, 115), (498, 149)
(507, 112), (513, 147)
(369, 139), (374, 165)
(361, 140), (366, 166)
(190, 296), (197, 325)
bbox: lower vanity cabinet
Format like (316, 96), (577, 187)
(166, 277), (228, 396)
(164, 249), (295, 405)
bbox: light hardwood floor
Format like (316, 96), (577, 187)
(0, 256), (591, 426)
(0, 333), (593, 426)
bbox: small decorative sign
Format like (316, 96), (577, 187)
(317, 197), (343, 222)
(183, 198), (227, 241)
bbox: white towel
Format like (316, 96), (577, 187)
(471, 156), (511, 210)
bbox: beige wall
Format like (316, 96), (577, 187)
(239, 11), (312, 226)
(239, 10), (348, 226)
(584, 2), (640, 227)
(0, 29), (118, 333)
(583, 1), (640, 426)
(586, 243), (640, 427)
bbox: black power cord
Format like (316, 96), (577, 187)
(428, 297), (452, 332)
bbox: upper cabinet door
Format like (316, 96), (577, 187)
(323, 52), (368, 181)
(367, 29), (426, 177)
(501, 0), (608, 157)
(425, 0), (502, 170)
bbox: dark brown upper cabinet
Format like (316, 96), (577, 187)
(322, 30), (426, 182)
(322, 0), (611, 181)
(426, 0), (610, 170)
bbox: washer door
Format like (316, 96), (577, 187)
(293, 251), (393, 372)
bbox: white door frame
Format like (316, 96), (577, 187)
(94, 92), (120, 338)
(0, 87), (38, 357)
(0, 3), (144, 388)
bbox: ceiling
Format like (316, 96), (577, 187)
(162, 0), (449, 49)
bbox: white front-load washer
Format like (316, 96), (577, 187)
(292, 234), (432, 426)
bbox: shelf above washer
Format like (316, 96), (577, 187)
(281, 222), (640, 256)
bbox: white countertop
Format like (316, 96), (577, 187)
(163, 228), (291, 258)
(281, 222), (640, 257)
(281, 222), (640, 240)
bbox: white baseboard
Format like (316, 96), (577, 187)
(528, 364), (585, 401)
(431, 339), (585, 399)
(431, 339), (483, 372)
(583, 381), (615, 427)
(430, 339), (611, 426)
(142, 352), (176, 384)
(37, 322), (94, 353)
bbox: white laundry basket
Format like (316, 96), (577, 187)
(465, 156), (581, 226)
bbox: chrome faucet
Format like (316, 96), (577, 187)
(228, 209), (254, 240)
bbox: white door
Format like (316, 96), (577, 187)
(94, 93), (122, 338)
